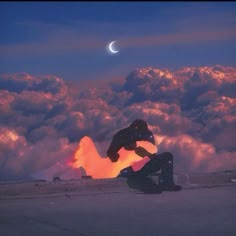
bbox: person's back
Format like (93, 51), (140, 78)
(107, 119), (155, 162)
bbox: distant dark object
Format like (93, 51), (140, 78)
(82, 175), (92, 179)
(35, 179), (46, 182)
(65, 193), (71, 198)
(35, 183), (41, 188)
(53, 176), (61, 182)
(80, 167), (87, 176)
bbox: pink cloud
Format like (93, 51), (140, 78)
(0, 65), (236, 180)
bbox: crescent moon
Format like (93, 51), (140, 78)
(107, 41), (119, 54)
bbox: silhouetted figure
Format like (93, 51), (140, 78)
(107, 119), (182, 194)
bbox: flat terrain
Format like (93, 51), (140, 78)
(0, 172), (236, 236)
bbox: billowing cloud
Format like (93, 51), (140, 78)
(0, 127), (76, 180)
(155, 134), (236, 173)
(0, 65), (235, 180)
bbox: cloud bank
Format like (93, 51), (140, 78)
(0, 65), (235, 180)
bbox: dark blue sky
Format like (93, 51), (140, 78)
(1, 2), (236, 81)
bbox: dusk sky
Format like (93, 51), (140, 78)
(1, 2), (236, 81)
(0, 2), (236, 180)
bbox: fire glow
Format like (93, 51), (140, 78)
(71, 136), (157, 179)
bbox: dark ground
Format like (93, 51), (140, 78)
(0, 171), (236, 236)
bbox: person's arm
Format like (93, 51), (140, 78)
(134, 130), (155, 157)
(134, 146), (152, 157)
(106, 133), (122, 162)
(123, 142), (137, 150)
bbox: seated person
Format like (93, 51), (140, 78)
(107, 119), (182, 194)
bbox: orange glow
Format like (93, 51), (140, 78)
(71, 136), (157, 179)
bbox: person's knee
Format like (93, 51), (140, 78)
(165, 152), (173, 162)
(150, 153), (158, 159)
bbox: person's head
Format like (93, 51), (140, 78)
(130, 119), (155, 145)
(130, 119), (148, 132)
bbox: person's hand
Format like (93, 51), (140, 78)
(135, 146), (152, 157)
(109, 152), (119, 162)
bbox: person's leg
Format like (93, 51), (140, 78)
(134, 152), (173, 181)
(119, 152), (172, 179)
(119, 160), (162, 194)
(126, 175), (162, 194)
(134, 152), (182, 191)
